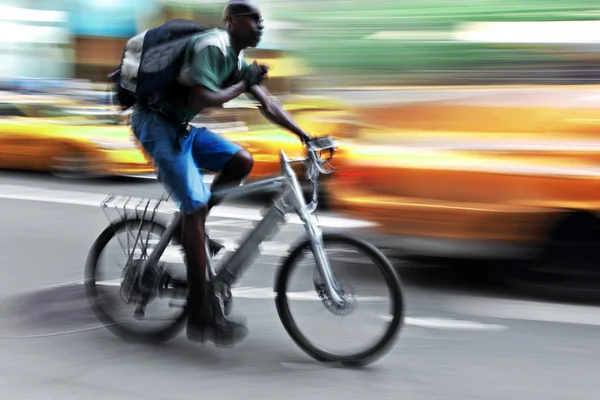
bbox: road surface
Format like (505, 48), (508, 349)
(0, 170), (598, 400)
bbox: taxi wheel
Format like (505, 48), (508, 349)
(51, 147), (93, 180)
(492, 211), (600, 301)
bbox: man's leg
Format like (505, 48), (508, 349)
(181, 203), (248, 346)
(207, 149), (254, 210)
(180, 205), (209, 319)
(203, 149), (253, 257)
(174, 144), (248, 346)
(190, 127), (254, 255)
(132, 110), (247, 346)
(190, 127), (254, 210)
(186, 127), (255, 322)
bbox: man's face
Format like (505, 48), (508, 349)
(229, 13), (264, 48)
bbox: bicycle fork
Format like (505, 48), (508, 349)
(281, 158), (347, 309)
(298, 206), (347, 309)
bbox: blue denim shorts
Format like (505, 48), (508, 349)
(131, 106), (242, 214)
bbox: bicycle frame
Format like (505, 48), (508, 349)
(139, 149), (346, 308)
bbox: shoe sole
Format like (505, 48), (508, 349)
(186, 325), (249, 347)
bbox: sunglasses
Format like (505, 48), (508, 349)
(230, 12), (262, 21)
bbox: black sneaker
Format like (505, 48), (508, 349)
(186, 289), (248, 347)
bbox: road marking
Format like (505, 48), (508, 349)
(374, 314), (506, 330)
(79, 274), (600, 329)
(88, 282), (389, 302)
(404, 317), (507, 331)
(446, 295), (600, 327)
(232, 286), (390, 302)
(0, 184), (375, 228)
(83, 279), (600, 329)
(70, 281), (506, 332)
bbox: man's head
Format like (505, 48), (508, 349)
(223, 0), (263, 49)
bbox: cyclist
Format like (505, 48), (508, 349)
(131, 0), (311, 347)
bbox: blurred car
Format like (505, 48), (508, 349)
(328, 87), (600, 292)
(191, 94), (353, 204)
(0, 91), (351, 201)
(0, 100), (152, 178)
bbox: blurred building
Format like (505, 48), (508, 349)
(0, 0), (160, 82)
(0, 5), (72, 79)
(0, 0), (307, 93)
(65, 0), (161, 82)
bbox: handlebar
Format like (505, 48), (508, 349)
(280, 136), (338, 213)
(305, 136), (337, 176)
(306, 136), (336, 170)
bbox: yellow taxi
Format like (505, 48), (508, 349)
(191, 94), (352, 203)
(0, 100), (152, 178)
(0, 92), (350, 184)
(327, 86), (600, 292)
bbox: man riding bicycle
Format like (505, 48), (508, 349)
(131, 0), (312, 347)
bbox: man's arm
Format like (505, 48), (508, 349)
(185, 44), (248, 112)
(188, 82), (246, 111)
(248, 85), (311, 142)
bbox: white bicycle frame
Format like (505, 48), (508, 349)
(137, 141), (347, 308)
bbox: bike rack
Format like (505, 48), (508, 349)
(100, 193), (180, 266)
(101, 192), (176, 223)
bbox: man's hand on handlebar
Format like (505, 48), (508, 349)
(299, 132), (312, 143)
(304, 136), (337, 167)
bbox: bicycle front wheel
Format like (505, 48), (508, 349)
(275, 233), (405, 367)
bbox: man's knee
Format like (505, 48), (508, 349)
(224, 149), (254, 178)
(237, 149), (254, 176)
(181, 204), (209, 234)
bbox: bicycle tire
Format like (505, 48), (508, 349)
(274, 233), (405, 367)
(84, 218), (188, 343)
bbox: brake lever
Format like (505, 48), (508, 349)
(306, 146), (336, 176)
(304, 162), (317, 182)
(323, 159), (336, 174)
(315, 159), (335, 175)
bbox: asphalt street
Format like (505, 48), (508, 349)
(0, 170), (599, 400)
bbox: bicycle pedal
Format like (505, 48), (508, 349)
(133, 304), (146, 320)
(208, 238), (225, 257)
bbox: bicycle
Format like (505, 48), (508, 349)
(84, 136), (405, 367)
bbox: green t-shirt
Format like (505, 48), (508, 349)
(149, 28), (249, 123)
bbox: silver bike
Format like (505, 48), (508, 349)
(85, 136), (404, 366)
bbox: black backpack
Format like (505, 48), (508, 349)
(108, 19), (207, 111)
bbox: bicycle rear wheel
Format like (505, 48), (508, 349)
(275, 233), (405, 367)
(84, 217), (188, 343)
